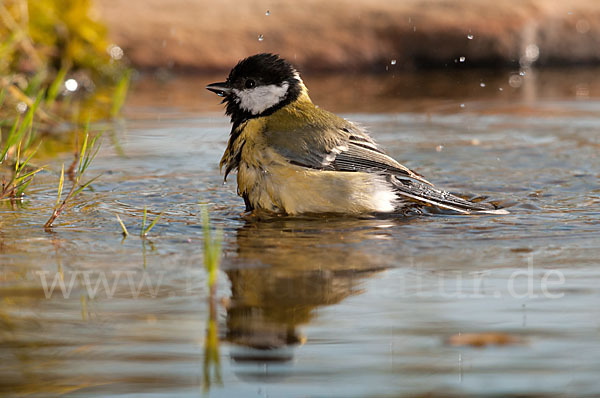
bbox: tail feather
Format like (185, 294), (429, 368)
(391, 178), (509, 215)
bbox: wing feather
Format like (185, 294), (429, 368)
(263, 116), (505, 214)
(265, 121), (431, 185)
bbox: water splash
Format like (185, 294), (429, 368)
(524, 44), (540, 62)
(509, 74), (523, 88)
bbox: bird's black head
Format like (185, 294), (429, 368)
(206, 53), (302, 123)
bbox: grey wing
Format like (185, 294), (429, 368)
(265, 121), (508, 214)
(265, 122), (432, 185)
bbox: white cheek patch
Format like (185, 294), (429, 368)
(233, 82), (289, 115)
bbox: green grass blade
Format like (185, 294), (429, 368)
(81, 132), (102, 173)
(1, 92), (41, 162)
(24, 70), (46, 97)
(15, 141), (21, 172)
(55, 164), (65, 207)
(14, 166), (44, 184)
(115, 214), (129, 237)
(77, 132), (89, 177)
(111, 69), (132, 118)
(1, 116), (21, 163)
(142, 211), (163, 236)
(72, 174), (102, 198)
(16, 142), (42, 174)
(15, 175), (34, 197)
(16, 92), (42, 138)
(46, 66), (69, 106)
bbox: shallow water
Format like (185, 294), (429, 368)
(1, 69), (600, 397)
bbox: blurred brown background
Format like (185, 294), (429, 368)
(94, 0), (600, 72)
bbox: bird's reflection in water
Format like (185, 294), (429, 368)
(223, 216), (404, 376)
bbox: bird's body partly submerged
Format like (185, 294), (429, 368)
(207, 53), (507, 216)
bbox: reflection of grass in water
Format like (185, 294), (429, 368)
(201, 206), (223, 392)
(202, 206), (222, 294)
(203, 309), (222, 393)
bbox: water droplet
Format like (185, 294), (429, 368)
(460, 103), (465, 108)
(413, 26), (417, 32)
(16, 102), (27, 113)
(390, 59), (397, 65)
(459, 56), (466, 63)
(508, 74), (523, 88)
(258, 34), (264, 41)
(524, 44), (539, 62)
(519, 70), (526, 76)
(385, 65), (389, 71)
(107, 44), (123, 60)
(480, 82), (486, 88)
(65, 79), (78, 92)
(498, 87), (504, 91)
(265, 10), (270, 16)
(467, 34), (474, 40)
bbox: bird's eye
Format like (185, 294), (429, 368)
(245, 79), (256, 89)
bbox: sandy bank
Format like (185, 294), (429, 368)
(95, 0), (600, 72)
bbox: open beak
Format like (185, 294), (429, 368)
(206, 81), (232, 97)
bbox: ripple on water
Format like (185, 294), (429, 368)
(1, 100), (600, 397)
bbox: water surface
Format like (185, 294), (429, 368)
(1, 69), (599, 397)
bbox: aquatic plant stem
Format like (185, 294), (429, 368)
(45, 130), (102, 229)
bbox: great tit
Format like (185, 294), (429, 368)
(207, 53), (507, 215)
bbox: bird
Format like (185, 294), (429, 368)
(206, 53), (507, 216)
